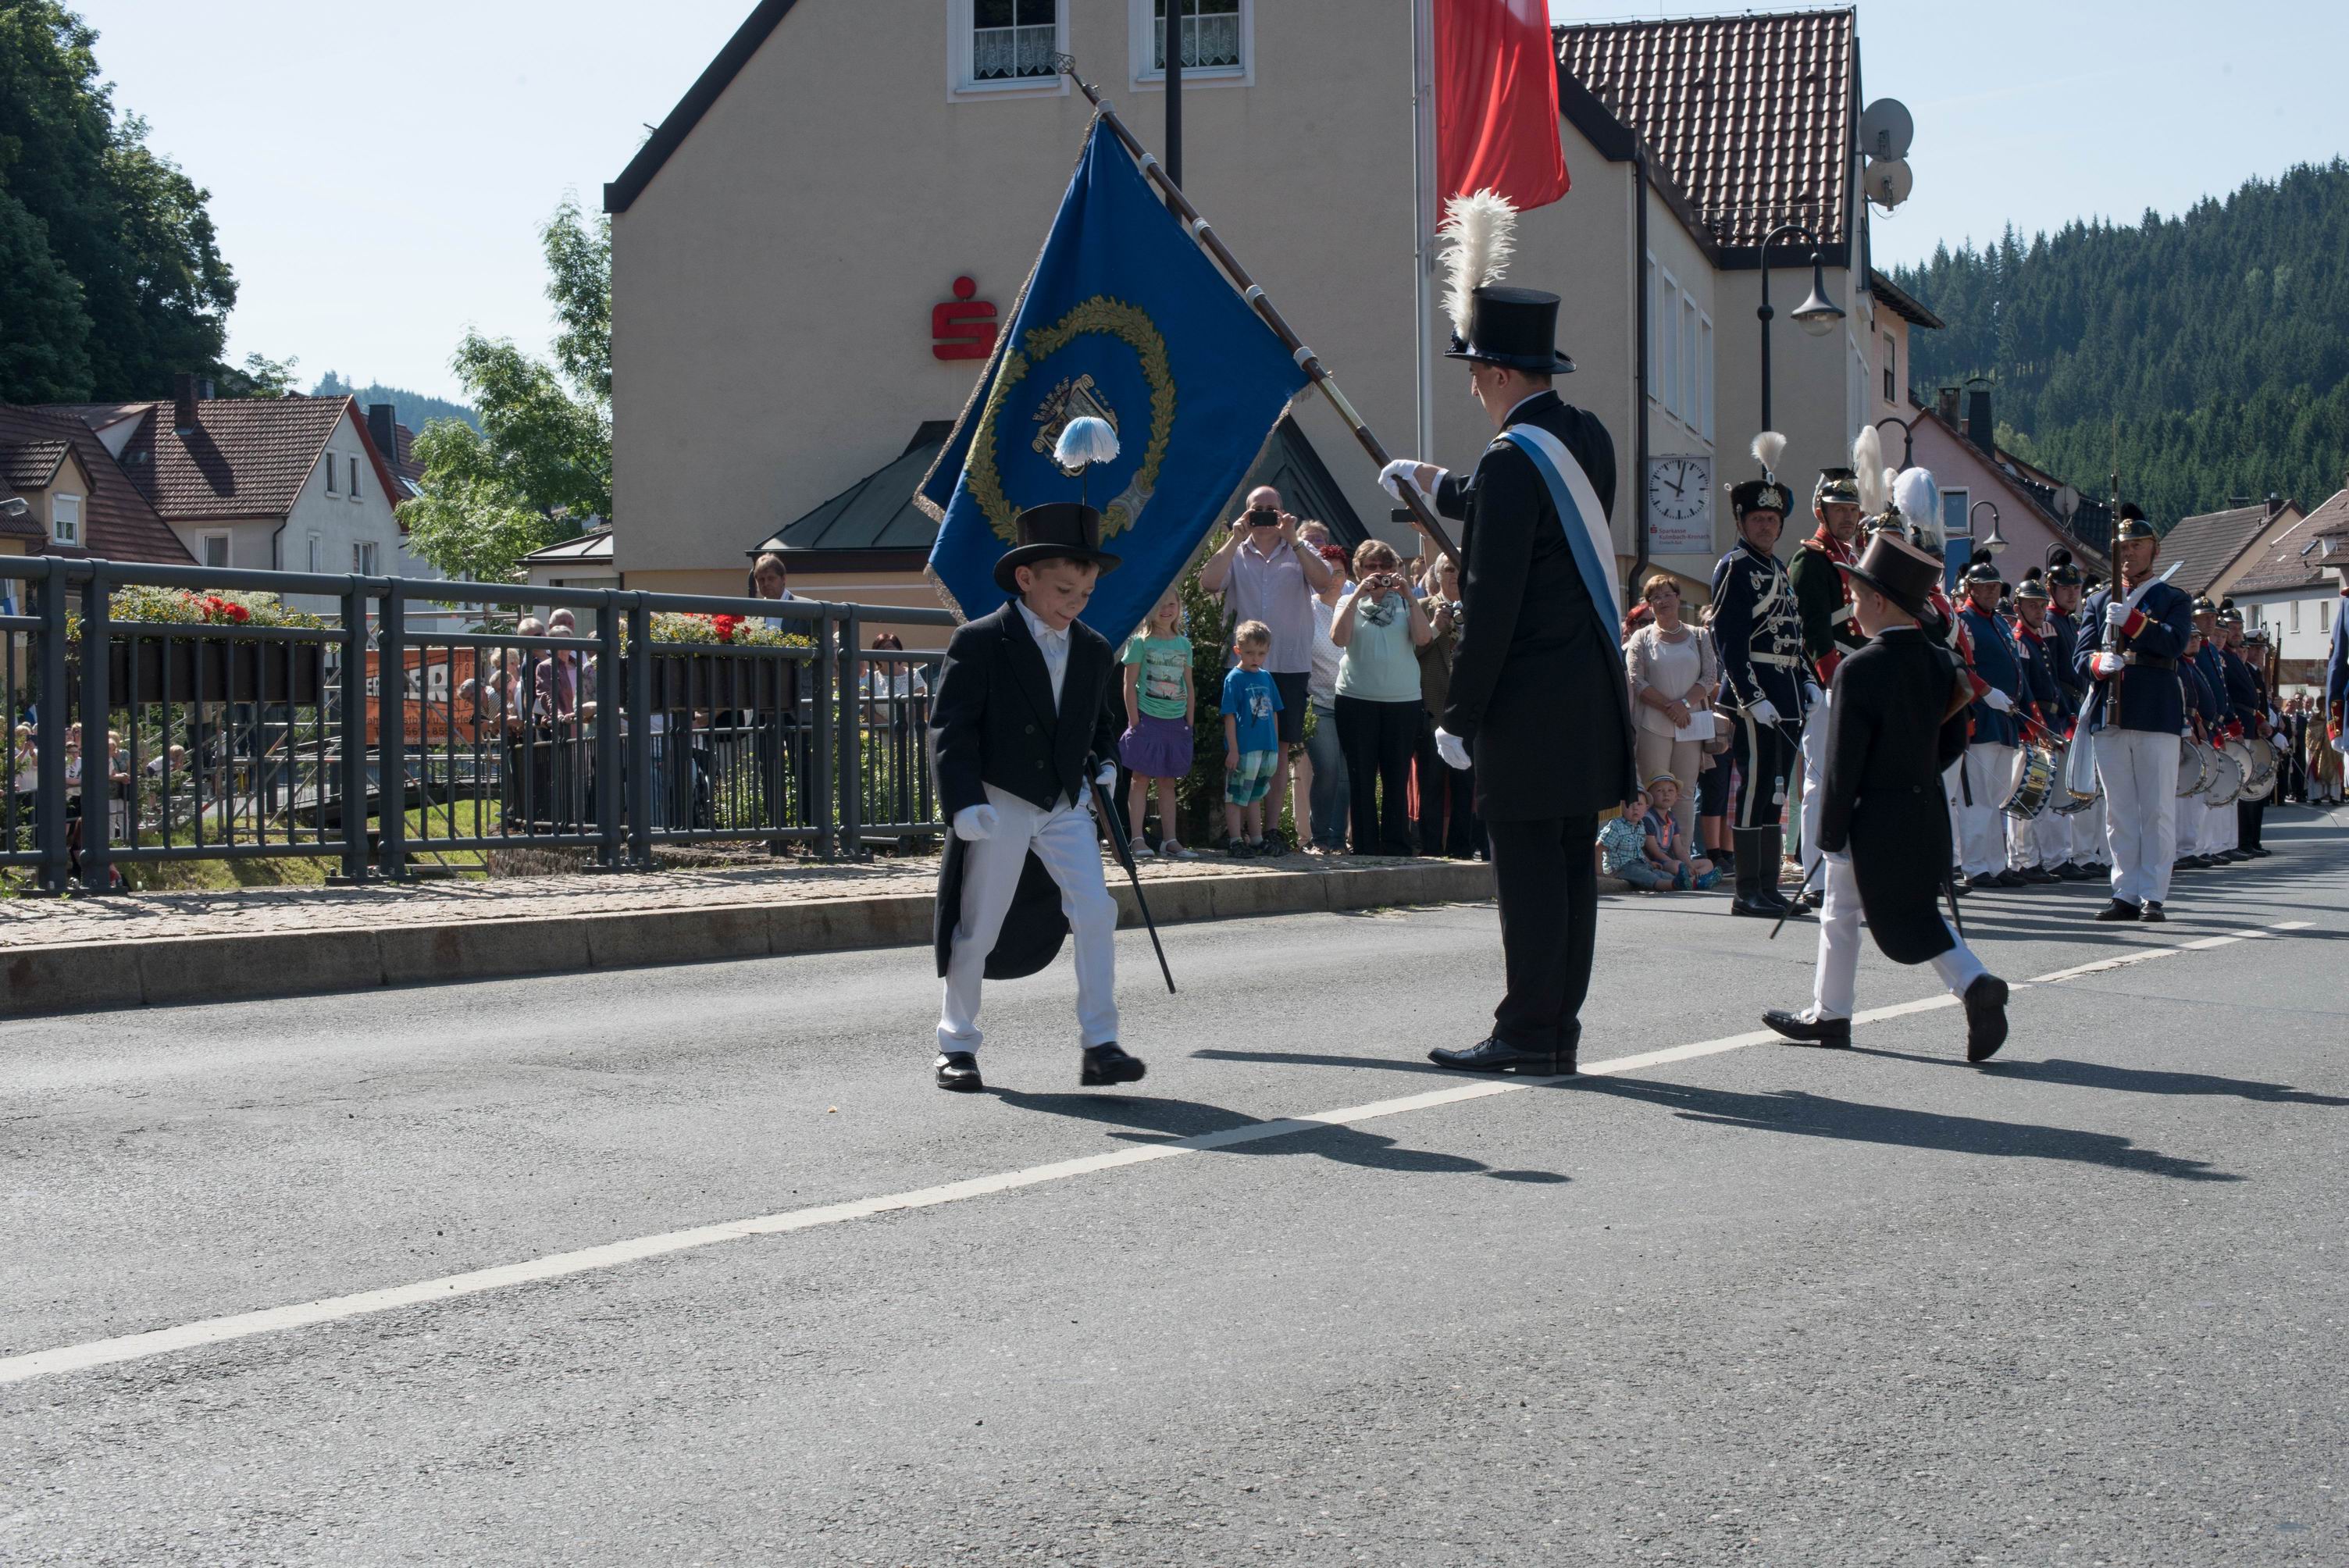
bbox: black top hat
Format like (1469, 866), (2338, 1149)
(1813, 467), (1860, 504)
(993, 503), (1122, 594)
(1444, 286), (1576, 375)
(1836, 532), (1942, 623)
(1730, 478), (1792, 521)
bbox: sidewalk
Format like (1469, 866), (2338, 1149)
(0, 850), (1524, 1018)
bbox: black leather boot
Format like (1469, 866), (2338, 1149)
(1729, 830), (1776, 917)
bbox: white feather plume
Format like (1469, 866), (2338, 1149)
(1893, 466), (1941, 547)
(1439, 190), (1517, 341)
(1053, 415), (1120, 470)
(1751, 431), (1787, 482)
(1852, 426), (1886, 515)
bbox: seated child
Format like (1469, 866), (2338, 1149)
(1598, 789), (1669, 891)
(1641, 772), (1718, 890)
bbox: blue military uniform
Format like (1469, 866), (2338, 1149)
(2074, 571), (2195, 915)
(2329, 587), (2349, 747)
(1710, 519), (1807, 914)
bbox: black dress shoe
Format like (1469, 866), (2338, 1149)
(1079, 1042), (1147, 1086)
(1763, 1008), (1852, 1048)
(1994, 868), (2029, 889)
(936, 1051), (984, 1092)
(1963, 872), (2003, 893)
(1729, 896), (1782, 918)
(2093, 898), (2142, 922)
(2140, 901), (2166, 924)
(2251, 846), (2274, 857)
(2056, 861), (2092, 881)
(2018, 865), (2059, 885)
(1962, 974), (2010, 1063)
(1428, 1036), (1566, 1075)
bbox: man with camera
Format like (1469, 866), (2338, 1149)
(1199, 487), (1342, 853)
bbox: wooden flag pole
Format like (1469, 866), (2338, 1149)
(1057, 55), (1463, 565)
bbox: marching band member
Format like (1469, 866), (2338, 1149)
(2044, 551), (2102, 878)
(1711, 435), (1809, 918)
(2176, 623), (2222, 873)
(1954, 554), (2026, 891)
(2227, 618), (2276, 858)
(2073, 506), (2195, 922)
(1762, 530), (2009, 1062)
(2005, 573), (2065, 882)
(1787, 458), (1868, 903)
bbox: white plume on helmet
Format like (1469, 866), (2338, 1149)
(1052, 415), (1120, 471)
(1439, 189), (1518, 342)
(1751, 431), (1787, 484)
(1893, 466), (1942, 551)
(1852, 426), (1886, 516)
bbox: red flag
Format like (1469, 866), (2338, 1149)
(1436, 0), (1569, 209)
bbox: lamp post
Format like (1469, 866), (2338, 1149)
(1871, 413), (1916, 469)
(1970, 500), (2006, 554)
(1756, 221), (1845, 432)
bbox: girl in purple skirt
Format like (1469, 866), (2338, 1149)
(1119, 594), (1196, 858)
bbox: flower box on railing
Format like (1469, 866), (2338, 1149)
(103, 638), (326, 705)
(631, 650), (801, 714)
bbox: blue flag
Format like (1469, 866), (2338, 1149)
(919, 118), (1310, 644)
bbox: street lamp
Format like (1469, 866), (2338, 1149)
(1757, 221), (1846, 430)
(1872, 414), (1916, 469)
(1970, 500), (2007, 554)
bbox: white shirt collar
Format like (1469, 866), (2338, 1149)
(1017, 601), (1068, 644)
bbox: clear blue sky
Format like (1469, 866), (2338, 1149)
(67, 0), (2349, 405)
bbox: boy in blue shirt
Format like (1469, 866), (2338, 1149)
(1221, 620), (1283, 856)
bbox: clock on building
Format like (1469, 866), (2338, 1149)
(1646, 454), (1713, 553)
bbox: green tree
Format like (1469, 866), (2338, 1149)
(0, 4), (237, 401)
(399, 198), (611, 582)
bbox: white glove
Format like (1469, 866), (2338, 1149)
(952, 804), (999, 842)
(1984, 689), (2014, 714)
(1095, 761), (1118, 789)
(1378, 459), (1443, 503)
(1747, 698), (1781, 728)
(2105, 602), (2131, 631)
(2091, 652), (2126, 679)
(1434, 727), (1471, 771)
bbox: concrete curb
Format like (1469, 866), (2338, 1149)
(0, 860), (1506, 1020)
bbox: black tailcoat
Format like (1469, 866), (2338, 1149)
(929, 601), (1121, 979)
(1433, 390), (1633, 820)
(1816, 626), (1972, 965)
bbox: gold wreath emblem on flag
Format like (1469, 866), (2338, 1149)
(968, 295), (1178, 543)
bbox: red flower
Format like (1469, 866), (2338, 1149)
(711, 615), (741, 643)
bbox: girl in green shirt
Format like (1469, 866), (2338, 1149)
(1118, 595), (1197, 857)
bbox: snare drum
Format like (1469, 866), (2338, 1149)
(2001, 742), (2059, 819)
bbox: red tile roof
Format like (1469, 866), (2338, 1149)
(48, 395), (404, 523)
(2228, 491), (2349, 596)
(2, 439), (70, 493)
(2160, 501), (2298, 600)
(1557, 9), (1856, 255)
(0, 405), (192, 563)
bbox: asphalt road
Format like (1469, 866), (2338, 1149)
(5, 804), (2346, 1566)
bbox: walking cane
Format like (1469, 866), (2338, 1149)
(1091, 769), (1177, 994)
(1769, 857), (1823, 941)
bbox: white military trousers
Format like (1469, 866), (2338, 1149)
(1958, 742), (2017, 877)
(1796, 688), (1830, 876)
(1806, 854), (1987, 1021)
(938, 783), (1120, 1056)
(2094, 727), (2180, 907)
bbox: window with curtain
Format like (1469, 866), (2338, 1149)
(1151, 0), (1242, 71)
(973, 0), (1060, 80)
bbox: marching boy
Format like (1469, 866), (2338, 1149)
(929, 494), (1147, 1094)
(1762, 530), (2012, 1062)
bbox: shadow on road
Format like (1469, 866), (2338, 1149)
(1857, 1049), (2349, 1107)
(1548, 1074), (2240, 1182)
(989, 1088), (1566, 1183)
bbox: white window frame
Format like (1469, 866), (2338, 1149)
(198, 530), (231, 568)
(1128, 0), (1253, 89)
(2322, 597), (2332, 633)
(1644, 257), (1659, 406)
(324, 453), (338, 494)
(2290, 599), (2300, 633)
(349, 455), (362, 501)
(1681, 293), (1700, 433)
(1697, 312), (1715, 440)
(51, 493), (82, 547)
(947, 0), (1070, 99)
(1658, 267), (1681, 420)
(307, 532), (323, 573)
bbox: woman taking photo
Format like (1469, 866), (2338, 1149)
(1623, 572), (1720, 852)
(1331, 539), (1433, 856)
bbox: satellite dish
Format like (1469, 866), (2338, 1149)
(2053, 483), (2080, 521)
(1859, 98), (1914, 161)
(1862, 157), (1913, 210)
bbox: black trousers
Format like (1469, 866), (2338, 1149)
(1730, 706), (1795, 830)
(1411, 713), (1478, 857)
(2237, 794), (2265, 850)
(1335, 694), (1418, 855)
(1485, 813), (1599, 1055)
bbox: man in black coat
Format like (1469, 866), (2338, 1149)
(1763, 533), (2012, 1062)
(929, 501), (1142, 1094)
(1383, 285), (1633, 1077)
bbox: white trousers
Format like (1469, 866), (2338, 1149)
(938, 783), (1120, 1055)
(2206, 788), (2238, 855)
(1958, 743), (2016, 877)
(2094, 728), (2180, 907)
(2072, 794), (2108, 864)
(2176, 787), (2206, 861)
(2018, 804), (2069, 868)
(1796, 690), (1831, 875)
(1808, 854), (1987, 1021)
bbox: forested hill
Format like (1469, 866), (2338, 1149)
(1893, 159), (2349, 527)
(313, 372), (480, 434)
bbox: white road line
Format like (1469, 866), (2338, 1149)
(0, 919), (2312, 1388)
